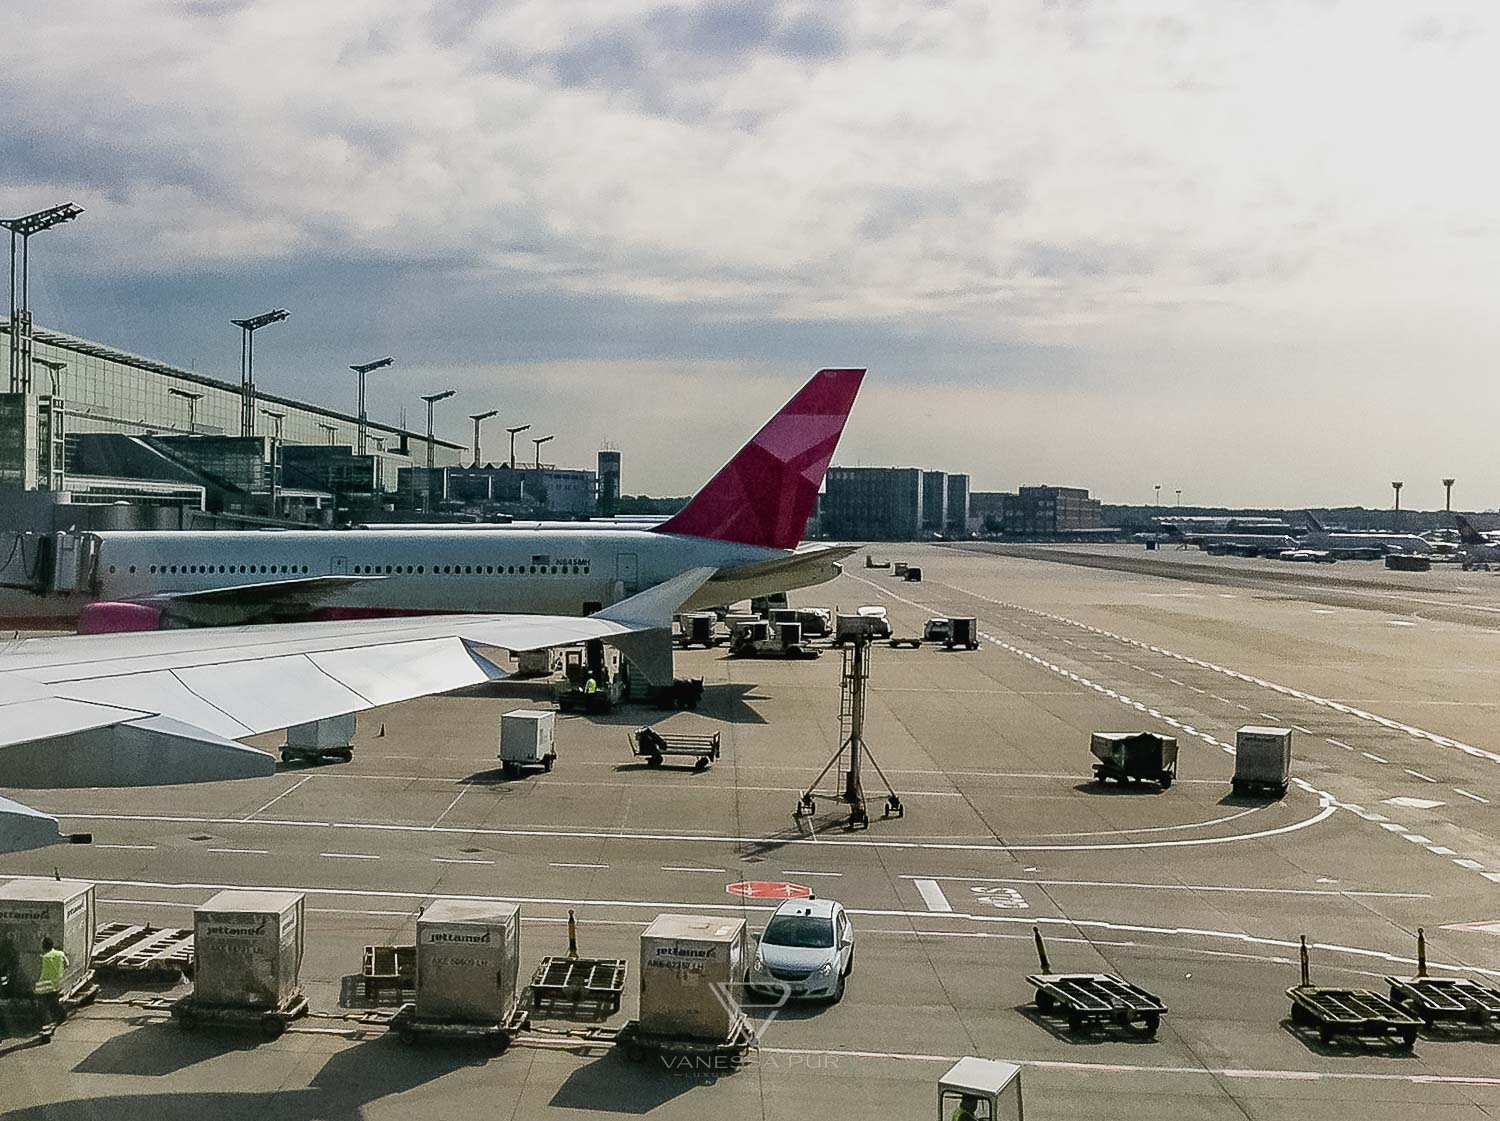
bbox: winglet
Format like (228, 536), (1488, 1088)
(1303, 511), (1327, 533)
(1457, 514), (1486, 545)
(594, 567), (717, 630)
(654, 368), (865, 551)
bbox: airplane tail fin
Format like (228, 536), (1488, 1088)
(654, 368), (865, 551)
(1456, 514), (1486, 545)
(1303, 511), (1327, 533)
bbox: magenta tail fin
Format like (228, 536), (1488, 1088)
(654, 368), (865, 551)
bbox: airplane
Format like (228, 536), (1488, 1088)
(1155, 524), (1298, 556)
(1455, 515), (1500, 569)
(0, 567), (715, 854)
(52, 367), (865, 633)
(1299, 512), (1431, 559)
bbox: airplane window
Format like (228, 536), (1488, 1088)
(149, 565), (156, 573)
(302, 566), (309, 573)
(129, 566), (136, 574)
(584, 566), (590, 575)
(444, 565), (452, 574)
(108, 565), (116, 574)
(417, 566), (424, 574)
(572, 566), (579, 575)
(171, 566), (178, 574)
(551, 566), (558, 574)
(529, 565), (536, 574)
(464, 565), (472, 574)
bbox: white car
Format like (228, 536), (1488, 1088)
(747, 898), (855, 1002)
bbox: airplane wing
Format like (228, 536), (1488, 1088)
(78, 574), (389, 631)
(0, 567), (714, 853)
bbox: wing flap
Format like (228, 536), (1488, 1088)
(307, 637), (496, 709)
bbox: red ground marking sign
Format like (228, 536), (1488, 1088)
(725, 881), (812, 900)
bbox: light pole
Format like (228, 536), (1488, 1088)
(168, 387), (203, 433)
(1153, 484), (1161, 507)
(469, 409), (498, 467)
(317, 421), (338, 444)
(1443, 478), (1456, 512)
(261, 409), (285, 515)
(532, 434), (554, 469)
(1392, 480), (1403, 512)
(1175, 489), (1182, 507)
(2, 202), (83, 394)
(420, 390), (455, 471)
(506, 424), (530, 469)
(230, 308), (289, 437)
(34, 357), (66, 491)
(350, 356), (393, 456)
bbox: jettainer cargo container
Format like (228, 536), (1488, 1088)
(414, 900), (522, 1023)
(0, 878), (95, 996)
(638, 914), (748, 1041)
(192, 889), (305, 1009)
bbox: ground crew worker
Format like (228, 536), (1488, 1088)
(35, 936), (69, 1028)
(583, 675), (599, 694)
(951, 1094), (986, 1121)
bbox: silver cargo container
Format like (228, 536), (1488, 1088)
(1234, 726), (1293, 793)
(415, 900), (521, 1023)
(0, 878), (95, 995)
(639, 914), (747, 1041)
(193, 890), (305, 1009)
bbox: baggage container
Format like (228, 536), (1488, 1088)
(1233, 726), (1292, 795)
(1090, 732), (1178, 788)
(678, 613), (718, 648)
(516, 648), (559, 676)
(286, 714), (355, 751)
(193, 890), (304, 1009)
(776, 621), (803, 648)
(0, 878), (95, 995)
(794, 607), (831, 638)
(500, 708), (556, 774)
(415, 900), (521, 1023)
(639, 914), (747, 1041)
(947, 617), (978, 649)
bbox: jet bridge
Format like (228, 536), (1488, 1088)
(0, 530), (101, 597)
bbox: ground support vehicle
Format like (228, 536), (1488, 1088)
(1288, 936), (1420, 1049)
(169, 990), (309, 1040)
(528, 956), (627, 1020)
(1025, 927), (1164, 1037)
(388, 1002), (530, 1050)
(1090, 731), (1178, 788)
(91, 923), (194, 981)
(280, 714), (355, 765)
(629, 725), (721, 770)
(1386, 929), (1500, 1030)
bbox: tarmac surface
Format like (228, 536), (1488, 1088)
(7, 541), (1500, 1118)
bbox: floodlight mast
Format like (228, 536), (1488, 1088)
(468, 409), (498, 467)
(350, 356), (394, 456)
(168, 387), (204, 432)
(1443, 478), (1456, 512)
(506, 424), (530, 469)
(420, 390), (455, 472)
(532, 434), (554, 470)
(3, 202), (83, 394)
(230, 308), (288, 437)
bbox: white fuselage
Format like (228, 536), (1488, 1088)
(88, 528), (793, 617)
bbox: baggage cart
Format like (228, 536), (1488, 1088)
(946, 617), (979, 649)
(1232, 726), (1291, 797)
(893, 563), (909, 577)
(677, 613), (719, 649)
(170, 990), (309, 1039)
(282, 714), (355, 765)
(629, 725), (721, 770)
(361, 944), (415, 1002)
(887, 635), (923, 649)
(1288, 936), (1420, 1049)
(1090, 732), (1178, 789)
(615, 1012), (756, 1066)
(903, 566), (923, 582)
(1025, 927), (1164, 1037)
(528, 955), (627, 1020)
(1386, 928), (1500, 1029)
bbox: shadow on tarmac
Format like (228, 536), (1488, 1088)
(1279, 1017), (1422, 1057)
(1070, 780), (1170, 797)
(549, 1047), (721, 1112)
(1014, 1002), (1162, 1045)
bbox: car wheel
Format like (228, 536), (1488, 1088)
(842, 949), (854, 977)
(830, 970), (845, 1003)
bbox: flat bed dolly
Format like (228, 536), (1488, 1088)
(280, 743), (353, 766)
(615, 1013), (757, 1066)
(887, 636), (922, 649)
(528, 955), (626, 1019)
(92, 923), (194, 980)
(1025, 928), (1164, 1037)
(170, 991), (310, 1039)
(1289, 936), (1421, 1049)
(389, 1003), (530, 1051)
(361, 944), (415, 1002)
(629, 726), (721, 770)
(1386, 928), (1500, 1029)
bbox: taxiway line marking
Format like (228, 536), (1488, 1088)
(901, 876), (1428, 899)
(93, 844), (156, 851)
(550, 862), (609, 870)
(913, 879), (953, 913)
(662, 866), (725, 874)
(432, 858), (493, 865)
(206, 848), (268, 855)
(1455, 788), (1490, 803)
(243, 775), (309, 820)
(320, 852), (379, 861)
(429, 789), (466, 829)
(1405, 769), (1437, 783)
(782, 870), (843, 878)
(1326, 738), (1355, 751)
(1361, 752), (1388, 764)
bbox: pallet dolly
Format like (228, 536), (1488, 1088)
(1287, 935), (1421, 1049)
(1025, 927), (1165, 1037)
(170, 991), (310, 1040)
(528, 955), (626, 1020)
(615, 1012), (757, 1067)
(1386, 928), (1500, 1029)
(388, 1003), (531, 1051)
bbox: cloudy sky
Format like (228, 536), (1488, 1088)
(3, 1), (1496, 507)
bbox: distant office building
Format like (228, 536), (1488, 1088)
(597, 449), (621, 515)
(1002, 485), (1104, 534)
(921, 470), (948, 532)
(945, 473), (971, 534)
(822, 467), (924, 540)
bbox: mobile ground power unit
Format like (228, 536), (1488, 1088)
(1233, 726), (1292, 796)
(500, 709), (557, 775)
(0, 878), (96, 997)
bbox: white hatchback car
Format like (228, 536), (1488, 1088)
(747, 898), (855, 1002)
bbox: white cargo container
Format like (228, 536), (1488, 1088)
(639, 914), (747, 1042)
(1233, 726), (1293, 796)
(283, 714), (356, 763)
(500, 709), (557, 774)
(0, 878), (95, 995)
(415, 900), (522, 1023)
(193, 890), (305, 1009)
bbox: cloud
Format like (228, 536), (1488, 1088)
(1, 0), (1498, 503)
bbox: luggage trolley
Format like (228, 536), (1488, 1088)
(529, 956), (627, 1020)
(629, 725), (721, 770)
(1386, 928), (1500, 1030)
(1090, 732), (1178, 789)
(1025, 927), (1165, 1037)
(615, 1013), (757, 1066)
(1288, 936), (1421, 1049)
